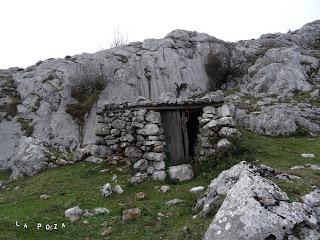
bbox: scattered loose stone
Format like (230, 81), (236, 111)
(168, 164), (194, 182)
(65, 206), (83, 222)
(290, 165), (305, 170)
(310, 164), (320, 170)
(82, 210), (94, 217)
(190, 186), (205, 194)
(301, 153), (315, 158)
(122, 208), (141, 221)
(74, 148), (89, 162)
(99, 169), (109, 174)
(136, 192), (146, 199)
(55, 159), (68, 166)
(160, 185), (170, 193)
(157, 212), (165, 217)
(112, 174), (117, 182)
(113, 184), (124, 195)
(94, 208), (110, 215)
(151, 170), (166, 181)
(182, 225), (190, 234)
(85, 156), (104, 164)
(101, 228), (112, 237)
(165, 199), (183, 206)
(0, 181), (5, 189)
(101, 183), (113, 197)
(130, 173), (148, 184)
(40, 194), (50, 200)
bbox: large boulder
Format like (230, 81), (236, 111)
(303, 189), (320, 223)
(235, 103), (320, 136)
(196, 162), (320, 240)
(8, 137), (49, 180)
(1, 20), (320, 173)
(243, 47), (318, 97)
(167, 164), (194, 182)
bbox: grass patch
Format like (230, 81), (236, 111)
(65, 93), (98, 126)
(288, 91), (320, 107)
(0, 129), (319, 239)
(224, 87), (240, 96)
(43, 146), (73, 163)
(271, 178), (312, 202)
(239, 128), (320, 198)
(65, 62), (107, 126)
(237, 95), (261, 112)
(0, 169), (10, 182)
(240, 128), (320, 170)
(0, 162), (217, 239)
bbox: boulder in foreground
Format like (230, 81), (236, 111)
(196, 161), (320, 240)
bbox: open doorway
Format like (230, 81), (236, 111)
(160, 108), (200, 166)
(186, 109), (200, 158)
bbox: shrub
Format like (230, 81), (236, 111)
(66, 62), (107, 126)
(16, 117), (34, 137)
(205, 49), (231, 91)
(0, 75), (22, 119)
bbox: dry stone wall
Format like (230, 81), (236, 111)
(95, 91), (240, 183)
(196, 104), (241, 162)
(96, 109), (167, 182)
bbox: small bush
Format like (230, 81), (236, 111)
(192, 137), (251, 177)
(0, 75), (22, 119)
(66, 62), (107, 126)
(205, 49), (231, 91)
(17, 117), (34, 137)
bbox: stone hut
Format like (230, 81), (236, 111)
(95, 90), (241, 183)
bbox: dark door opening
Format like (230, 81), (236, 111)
(186, 110), (200, 157)
(160, 108), (200, 166)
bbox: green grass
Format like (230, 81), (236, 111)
(241, 129), (320, 170)
(0, 129), (319, 239)
(240, 129), (320, 202)
(237, 95), (262, 112)
(287, 91), (320, 107)
(0, 162), (224, 240)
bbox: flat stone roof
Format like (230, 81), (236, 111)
(97, 90), (225, 114)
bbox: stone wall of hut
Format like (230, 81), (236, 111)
(94, 103), (240, 183)
(96, 109), (167, 182)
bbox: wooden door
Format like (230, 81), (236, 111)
(161, 110), (189, 166)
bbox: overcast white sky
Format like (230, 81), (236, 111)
(0, 0), (319, 69)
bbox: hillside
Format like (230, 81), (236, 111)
(1, 20), (320, 173)
(0, 129), (319, 239)
(0, 20), (320, 239)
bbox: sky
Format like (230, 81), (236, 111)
(0, 0), (319, 69)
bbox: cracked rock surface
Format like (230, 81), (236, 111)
(1, 20), (320, 173)
(196, 161), (320, 240)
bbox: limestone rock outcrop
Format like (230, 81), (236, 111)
(1, 20), (320, 173)
(196, 162), (320, 240)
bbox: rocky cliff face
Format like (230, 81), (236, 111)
(0, 20), (319, 170)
